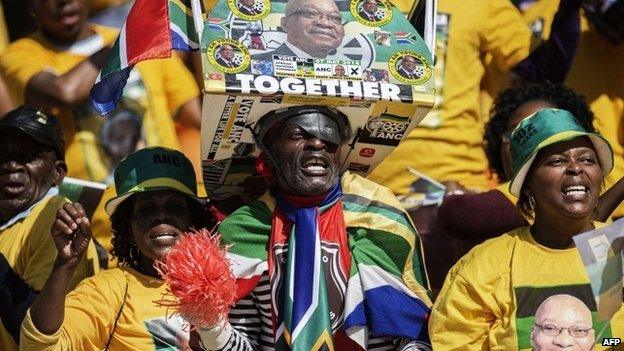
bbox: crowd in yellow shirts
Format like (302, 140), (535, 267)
(0, 0), (623, 350)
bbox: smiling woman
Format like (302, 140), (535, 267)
(109, 190), (205, 277)
(430, 109), (624, 350)
(20, 147), (217, 351)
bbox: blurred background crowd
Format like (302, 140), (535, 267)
(0, 0), (622, 349)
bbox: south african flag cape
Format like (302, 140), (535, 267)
(219, 172), (432, 349)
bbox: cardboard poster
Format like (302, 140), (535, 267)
(58, 177), (107, 219)
(574, 218), (624, 323)
(200, 0), (435, 200)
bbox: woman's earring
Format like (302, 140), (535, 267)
(129, 245), (139, 263)
(529, 195), (536, 210)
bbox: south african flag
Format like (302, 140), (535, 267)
(90, 0), (200, 115)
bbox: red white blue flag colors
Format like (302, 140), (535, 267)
(90, 0), (199, 115)
(273, 186), (340, 350)
(220, 173), (433, 349)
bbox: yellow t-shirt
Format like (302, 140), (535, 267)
(0, 195), (99, 351)
(0, 4), (8, 53)
(496, 180), (516, 203)
(430, 226), (624, 350)
(20, 267), (191, 351)
(566, 15), (624, 218)
(480, 0), (560, 123)
(369, 0), (532, 194)
(0, 25), (199, 182)
(90, 185), (116, 267)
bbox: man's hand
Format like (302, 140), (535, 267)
(51, 203), (92, 266)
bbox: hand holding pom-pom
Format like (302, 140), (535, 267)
(155, 228), (236, 328)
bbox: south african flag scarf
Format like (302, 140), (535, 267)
(219, 172), (432, 350)
(270, 183), (343, 350)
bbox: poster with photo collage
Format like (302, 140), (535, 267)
(200, 0), (435, 200)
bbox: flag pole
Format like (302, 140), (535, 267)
(190, 0), (205, 44)
(424, 0), (437, 62)
(190, 0), (206, 94)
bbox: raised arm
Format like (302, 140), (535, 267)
(512, 0), (583, 83)
(28, 203), (93, 335)
(595, 176), (624, 222)
(24, 46), (110, 111)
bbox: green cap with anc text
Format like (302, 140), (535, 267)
(105, 147), (203, 215)
(509, 108), (613, 197)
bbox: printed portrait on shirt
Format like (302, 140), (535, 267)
(530, 294), (595, 351)
(513, 285), (613, 351)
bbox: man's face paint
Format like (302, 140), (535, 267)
(265, 112), (347, 196)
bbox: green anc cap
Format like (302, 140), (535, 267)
(509, 108), (613, 197)
(105, 147), (203, 215)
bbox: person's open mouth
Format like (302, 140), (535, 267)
(149, 226), (181, 246)
(58, 8), (81, 26)
(561, 182), (590, 201)
(0, 176), (26, 196)
(301, 156), (330, 176)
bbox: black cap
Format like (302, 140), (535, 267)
(255, 105), (351, 146)
(0, 105), (65, 159)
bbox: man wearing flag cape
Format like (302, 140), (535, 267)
(193, 104), (433, 351)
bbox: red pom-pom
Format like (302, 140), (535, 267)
(155, 229), (236, 328)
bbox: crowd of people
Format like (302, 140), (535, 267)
(0, 0), (623, 350)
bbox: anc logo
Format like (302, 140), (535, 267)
(359, 147), (376, 158)
(359, 114), (410, 146)
(207, 38), (250, 74)
(388, 50), (432, 85)
(366, 115), (408, 135)
(227, 0), (270, 21)
(351, 0), (393, 27)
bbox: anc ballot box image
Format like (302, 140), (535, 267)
(200, 0), (435, 200)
